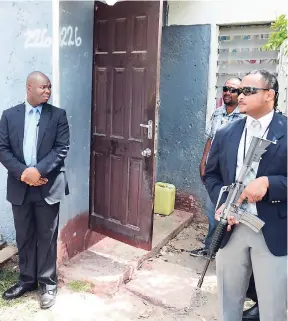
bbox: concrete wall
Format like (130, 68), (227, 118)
(58, 1), (104, 261)
(59, 1), (93, 227)
(157, 25), (211, 205)
(0, 1), (103, 256)
(0, 1), (52, 242)
(168, 0), (288, 124)
(168, 0), (288, 26)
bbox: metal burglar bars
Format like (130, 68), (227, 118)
(216, 24), (279, 108)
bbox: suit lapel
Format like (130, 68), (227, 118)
(37, 103), (51, 151)
(16, 103), (25, 159)
(258, 112), (284, 175)
(227, 118), (246, 183)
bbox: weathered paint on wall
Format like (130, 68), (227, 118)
(167, 0), (288, 127)
(59, 1), (94, 228)
(0, 1), (99, 251)
(0, 1), (52, 242)
(157, 25), (211, 203)
(57, 2), (105, 260)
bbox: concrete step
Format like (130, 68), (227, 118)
(0, 246), (18, 265)
(59, 210), (194, 295)
(126, 260), (218, 312)
(59, 250), (130, 296)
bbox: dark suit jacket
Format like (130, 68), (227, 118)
(0, 103), (70, 205)
(204, 111), (287, 257)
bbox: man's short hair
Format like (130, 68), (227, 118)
(246, 70), (279, 109)
(225, 77), (242, 84)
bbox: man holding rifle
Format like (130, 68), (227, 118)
(194, 76), (259, 320)
(204, 70), (287, 321)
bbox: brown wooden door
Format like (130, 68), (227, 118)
(89, 1), (162, 250)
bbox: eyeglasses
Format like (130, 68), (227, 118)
(223, 86), (238, 94)
(237, 87), (270, 96)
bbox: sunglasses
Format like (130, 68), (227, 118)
(223, 86), (238, 94)
(237, 87), (270, 96)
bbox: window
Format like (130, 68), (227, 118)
(216, 24), (279, 107)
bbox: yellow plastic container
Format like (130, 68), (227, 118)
(154, 182), (176, 215)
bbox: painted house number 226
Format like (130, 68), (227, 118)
(24, 26), (82, 48)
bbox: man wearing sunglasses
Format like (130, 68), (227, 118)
(192, 78), (243, 258)
(192, 77), (259, 320)
(204, 70), (287, 321)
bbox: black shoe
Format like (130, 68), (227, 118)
(190, 247), (209, 257)
(190, 248), (215, 259)
(2, 283), (38, 300)
(242, 303), (259, 320)
(40, 289), (57, 309)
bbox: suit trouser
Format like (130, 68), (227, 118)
(216, 224), (287, 321)
(12, 186), (59, 291)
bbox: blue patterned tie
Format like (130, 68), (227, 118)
(24, 108), (40, 166)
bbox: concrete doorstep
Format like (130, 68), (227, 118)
(58, 210), (194, 296)
(125, 260), (217, 310)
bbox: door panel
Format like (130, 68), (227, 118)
(89, 1), (162, 250)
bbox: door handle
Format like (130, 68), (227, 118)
(141, 148), (152, 157)
(140, 120), (153, 139)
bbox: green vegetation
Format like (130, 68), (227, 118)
(67, 280), (93, 293)
(262, 14), (288, 54)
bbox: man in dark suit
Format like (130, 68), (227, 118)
(204, 70), (287, 321)
(0, 71), (70, 309)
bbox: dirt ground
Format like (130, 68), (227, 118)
(0, 220), (221, 321)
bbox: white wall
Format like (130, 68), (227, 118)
(168, 0), (288, 123)
(168, 0), (288, 26)
(0, 1), (53, 243)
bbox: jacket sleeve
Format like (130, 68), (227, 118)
(203, 131), (225, 207)
(0, 111), (27, 179)
(267, 175), (287, 202)
(35, 109), (70, 177)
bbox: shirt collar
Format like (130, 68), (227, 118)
(222, 104), (241, 115)
(25, 100), (42, 115)
(246, 110), (274, 130)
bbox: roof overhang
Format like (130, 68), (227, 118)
(99, 0), (119, 6)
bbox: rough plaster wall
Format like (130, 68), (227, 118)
(0, 2), (52, 242)
(59, 1), (94, 228)
(168, 0), (288, 26)
(157, 25), (211, 203)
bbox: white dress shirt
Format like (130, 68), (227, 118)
(236, 110), (274, 215)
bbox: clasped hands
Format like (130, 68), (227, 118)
(214, 176), (269, 231)
(21, 168), (48, 186)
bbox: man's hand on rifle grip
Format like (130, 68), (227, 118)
(215, 204), (239, 232)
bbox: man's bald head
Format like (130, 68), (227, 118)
(26, 71), (51, 106)
(26, 71), (50, 86)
